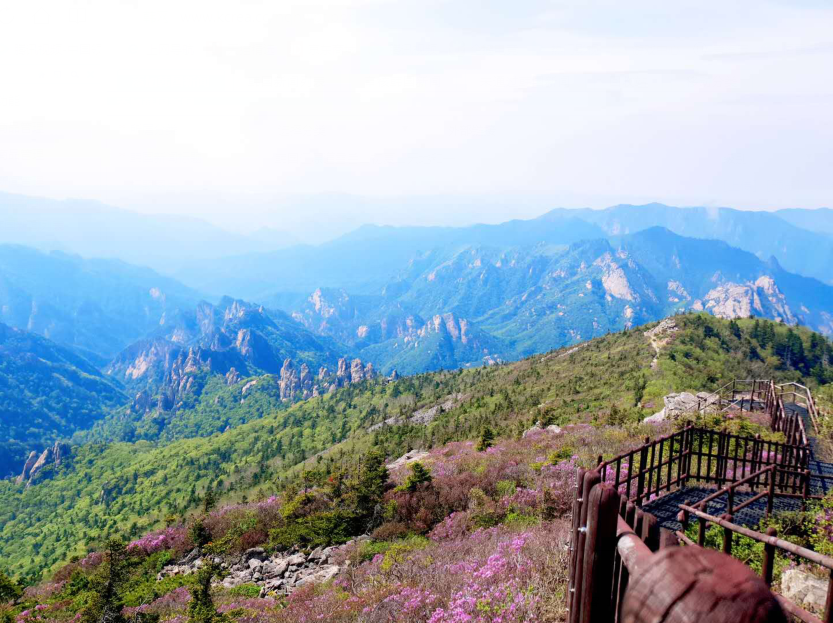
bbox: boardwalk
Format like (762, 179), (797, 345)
(644, 400), (833, 532)
(568, 379), (833, 623)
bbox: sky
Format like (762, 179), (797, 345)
(1, 0), (831, 242)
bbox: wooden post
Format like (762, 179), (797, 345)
(610, 496), (628, 612)
(579, 483), (620, 623)
(660, 528), (678, 549)
(802, 469), (811, 513)
(569, 470), (600, 623)
(698, 516), (707, 547)
(641, 512), (660, 553)
(762, 527), (777, 587)
(568, 468), (586, 609)
(727, 485), (735, 516)
(677, 500), (690, 531)
(636, 437), (649, 505)
(767, 466), (775, 517)
(722, 514), (733, 556)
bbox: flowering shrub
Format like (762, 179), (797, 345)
(122, 586), (192, 619)
(128, 526), (189, 555)
(287, 522), (570, 622)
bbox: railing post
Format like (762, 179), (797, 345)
(722, 514), (733, 556)
(762, 527), (777, 587)
(568, 467), (586, 611)
(803, 469), (811, 513)
(727, 486), (734, 516)
(636, 437), (649, 506)
(569, 470), (600, 623)
(578, 483), (619, 623)
(767, 466), (775, 518)
(698, 515), (707, 547)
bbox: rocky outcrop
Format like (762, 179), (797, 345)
(279, 359), (300, 401)
(279, 357), (376, 401)
(370, 393), (465, 431)
(522, 424), (562, 438)
(16, 441), (71, 486)
(386, 450), (430, 470)
(16, 452), (38, 485)
(644, 391), (713, 423)
(697, 276), (797, 325)
(158, 546), (342, 597)
(225, 367), (240, 385)
(782, 569), (828, 613)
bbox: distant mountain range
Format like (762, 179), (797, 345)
(170, 202), (833, 298)
(287, 227), (833, 372)
(2, 200), (833, 476)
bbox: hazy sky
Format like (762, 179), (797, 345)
(1, 0), (831, 240)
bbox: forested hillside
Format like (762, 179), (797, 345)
(0, 323), (127, 478)
(2, 314), (831, 582)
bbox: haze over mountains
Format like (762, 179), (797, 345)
(0, 192), (299, 273)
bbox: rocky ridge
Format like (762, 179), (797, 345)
(158, 545), (344, 597)
(16, 441), (71, 486)
(278, 356), (376, 401)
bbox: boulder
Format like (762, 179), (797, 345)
(386, 450), (429, 470)
(782, 569), (828, 612)
(295, 565), (339, 587)
(286, 553), (306, 566)
(242, 547), (267, 562)
(644, 392), (700, 423)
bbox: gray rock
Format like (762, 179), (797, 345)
(286, 553), (306, 566)
(296, 565), (339, 587)
(262, 559), (289, 578)
(243, 547), (267, 562)
(644, 391), (700, 423)
(782, 569), (828, 612)
(248, 558), (262, 570)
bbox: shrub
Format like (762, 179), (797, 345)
(228, 584), (262, 598)
(0, 571), (21, 603)
(402, 462), (433, 492)
(477, 427), (495, 452)
(270, 510), (360, 551)
(189, 519), (211, 548)
(495, 480), (517, 499)
(188, 563), (224, 623)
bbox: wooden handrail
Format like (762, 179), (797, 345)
(678, 505), (833, 570)
(616, 515), (654, 576)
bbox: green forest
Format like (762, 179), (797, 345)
(2, 313), (831, 582)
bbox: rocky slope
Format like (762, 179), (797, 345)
(107, 297), (349, 415)
(158, 544), (343, 596)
